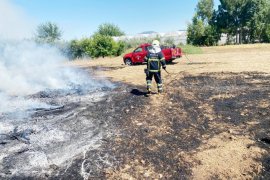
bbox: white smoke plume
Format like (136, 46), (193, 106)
(0, 41), (83, 96)
(0, 1), (112, 115)
(0, 40), (102, 114)
(0, 0), (35, 40)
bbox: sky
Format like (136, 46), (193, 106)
(5, 0), (220, 40)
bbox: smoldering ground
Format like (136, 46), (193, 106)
(0, 40), (114, 115)
(1, 1), (269, 179)
(1, 42), (269, 179)
(9, 71), (266, 179)
(1, 23), (269, 180)
(0, 1), (119, 178)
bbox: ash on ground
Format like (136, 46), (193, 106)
(0, 72), (269, 179)
(0, 80), (120, 179)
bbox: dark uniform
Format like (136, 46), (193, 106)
(145, 48), (166, 93)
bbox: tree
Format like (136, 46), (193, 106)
(95, 23), (125, 37)
(68, 39), (86, 59)
(187, 16), (205, 45)
(261, 5), (270, 42)
(215, 0), (270, 43)
(187, 0), (219, 46)
(35, 22), (62, 43)
(247, 0), (270, 42)
(197, 0), (214, 22)
(217, 0), (250, 43)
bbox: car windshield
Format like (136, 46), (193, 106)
(134, 48), (142, 53)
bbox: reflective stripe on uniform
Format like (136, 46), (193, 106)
(147, 80), (152, 87)
(148, 58), (161, 72)
(157, 83), (163, 91)
(149, 70), (159, 72)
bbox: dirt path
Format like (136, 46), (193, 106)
(68, 44), (270, 179)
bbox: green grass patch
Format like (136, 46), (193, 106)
(178, 45), (203, 54)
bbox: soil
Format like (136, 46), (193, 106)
(103, 72), (270, 179)
(70, 44), (270, 179)
(1, 44), (270, 179)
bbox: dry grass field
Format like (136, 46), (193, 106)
(69, 44), (270, 86)
(68, 44), (270, 179)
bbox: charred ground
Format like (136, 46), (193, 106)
(11, 72), (269, 179)
(103, 71), (270, 179)
(1, 44), (270, 179)
(2, 71), (269, 179)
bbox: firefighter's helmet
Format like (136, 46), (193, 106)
(152, 40), (160, 46)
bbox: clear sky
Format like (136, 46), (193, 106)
(9, 0), (220, 40)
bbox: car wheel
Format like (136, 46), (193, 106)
(125, 58), (132, 66)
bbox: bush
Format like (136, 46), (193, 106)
(67, 40), (84, 59)
(89, 34), (114, 58)
(66, 35), (126, 59)
(114, 41), (126, 56)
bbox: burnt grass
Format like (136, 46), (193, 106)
(102, 72), (270, 179)
(14, 72), (269, 179)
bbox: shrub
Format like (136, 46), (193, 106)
(66, 35), (126, 59)
(89, 34), (114, 58)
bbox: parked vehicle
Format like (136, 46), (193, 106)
(123, 44), (182, 65)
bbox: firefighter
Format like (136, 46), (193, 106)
(145, 40), (166, 94)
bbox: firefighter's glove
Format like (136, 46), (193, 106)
(163, 66), (166, 70)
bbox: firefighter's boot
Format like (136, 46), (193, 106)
(147, 88), (152, 94)
(147, 80), (152, 94)
(157, 83), (163, 94)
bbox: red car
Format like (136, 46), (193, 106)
(123, 43), (182, 65)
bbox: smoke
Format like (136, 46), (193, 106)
(0, 0), (35, 40)
(0, 39), (116, 115)
(0, 1), (113, 116)
(0, 39), (114, 115)
(1, 41), (77, 95)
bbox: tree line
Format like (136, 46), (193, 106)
(35, 22), (177, 60)
(35, 22), (126, 59)
(35, 0), (269, 59)
(187, 0), (270, 45)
